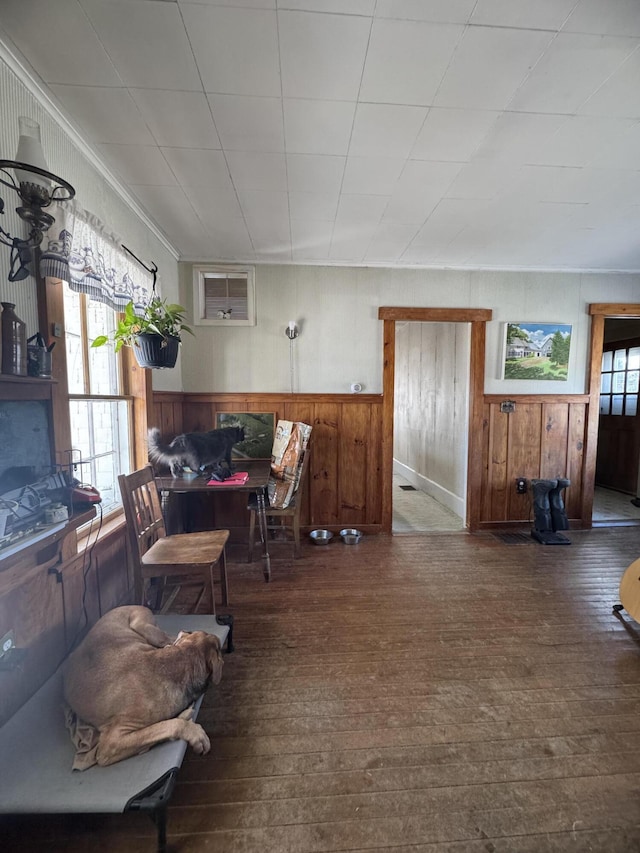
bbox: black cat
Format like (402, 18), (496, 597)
(147, 426), (245, 478)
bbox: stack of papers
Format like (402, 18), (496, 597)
(207, 471), (249, 486)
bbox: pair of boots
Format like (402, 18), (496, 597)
(531, 478), (571, 544)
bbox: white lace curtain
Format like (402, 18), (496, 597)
(39, 201), (153, 311)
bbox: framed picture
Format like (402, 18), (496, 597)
(215, 412), (275, 459)
(503, 322), (572, 381)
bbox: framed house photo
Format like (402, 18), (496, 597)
(503, 322), (572, 381)
(215, 412), (275, 459)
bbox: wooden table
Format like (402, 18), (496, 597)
(155, 459), (273, 582)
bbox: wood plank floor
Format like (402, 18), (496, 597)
(5, 527), (640, 852)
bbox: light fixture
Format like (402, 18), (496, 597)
(285, 320), (299, 340)
(285, 320), (299, 394)
(0, 117), (75, 282)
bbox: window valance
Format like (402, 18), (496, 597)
(39, 202), (152, 311)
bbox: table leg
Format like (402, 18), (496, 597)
(256, 490), (271, 582)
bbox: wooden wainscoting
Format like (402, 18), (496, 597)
(152, 393), (384, 533)
(480, 395), (589, 527)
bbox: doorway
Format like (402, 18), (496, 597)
(392, 321), (468, 532)
(378, 306), (492, 534)
(593, 317), (640, 524)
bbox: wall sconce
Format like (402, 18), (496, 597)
(0, 117), (75, 282)
(285, 320), (299, 340)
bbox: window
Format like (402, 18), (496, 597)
(193, 264), (255, 326)
(63, 283), (132, 513)
(600, 345), (640, 417)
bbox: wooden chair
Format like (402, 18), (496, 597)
(118, 466), (229, 614)
(247, 449), (310, 561)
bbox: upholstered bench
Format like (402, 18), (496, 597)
(0, 613), (233, 853)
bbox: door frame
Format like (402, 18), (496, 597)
(584, 303), (640, 526)
(379, 307), (492, 533)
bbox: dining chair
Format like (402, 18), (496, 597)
(118, 465), (229, 614)
(247, 448), (311, 561)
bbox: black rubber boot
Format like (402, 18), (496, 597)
(549, 477), (570, 531)
(531, 478), (556, 534)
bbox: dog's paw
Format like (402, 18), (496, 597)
(186, 722), (210, 755)
(178, 705), (195, 721)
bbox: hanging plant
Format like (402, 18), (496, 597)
(92, 296), (193, 369)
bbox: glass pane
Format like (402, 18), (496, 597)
(612, 395), (624, 415)
(600, 395), (610, 415)
(612, 371), (626, 393)
(69, 399), (131, 513)
(627, 371), (639, 393)
(65, 334), (84, 395)
(614, 349), (627, 371)
(626, 395), (638, 416)
(629, 347), (640, 370)
(87, 300), (120, 395)
(602, 350), (613, 372)
(601, 373), (612, 393)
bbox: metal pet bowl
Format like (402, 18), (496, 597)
(340, 528), (363, 545)
(309, 529), (333, 546)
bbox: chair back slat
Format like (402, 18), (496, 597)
(118, 467), (167, 601)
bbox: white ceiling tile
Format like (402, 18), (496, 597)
(279, 11), (371, 100)
(283, 99), (356, 155)
(329, 231), (376, 261)
(247, 217), (291, 254)
(130, 90), (221, 149)
(589, 121), (640, 168)
(563, 0), (640, 38)
(342, 157), (406, 195)
(384, 160), (462, 221)
(471, 0), (578, 30)
(196, 0), (275, 7)
(161, 148), (232, 189)
(208, 95), (284, 152)
(130, 184), (199, 241)
(336, 194), (389, 225)
(186, 183), (244, 223)
(411, 108), (499, 162)
(238, 189), (289, 222)
(182, 4), (280, 96)
(514, 165), (615, 203)
(286, 154), (345, 194)
(472, 112), (569, 163)
(96, 144), (177, 185)
(364, 241), (408, 262)
(374, 0), (476, 24)
(226, 151), (287, 190)
(373, 222), (419, 243)
(445, 161), (524, 199)
(360, 20), (463, 106)
(349, 103), (427, 158)
(533, 115), (636, 167)
(290, 220), (333, 260)
(579, 47), (640, 118)
(434, 26), (554, 110)
(508, 33), (637, 115)
(412, 198), (492, 243)
(81, 0), (201, 89)
(48, 85), (156, 145)
(283, 0), (374, 12)
(1, 0), (121, 86)
(289, 192), (338, 220)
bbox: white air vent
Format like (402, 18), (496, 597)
(193, 264), (255, 326)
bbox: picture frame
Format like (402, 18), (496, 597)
(215, 412), (275, 459)
(502, 322), (572, 381)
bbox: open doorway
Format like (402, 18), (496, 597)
(392, 321), (468, 532)
(593, 317), (640, 525)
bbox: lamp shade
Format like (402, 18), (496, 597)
(14, 117), (50, 195)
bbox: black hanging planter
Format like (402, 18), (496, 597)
(133, 333), (180, 369)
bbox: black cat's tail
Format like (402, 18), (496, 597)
(147, 427), (180, 467)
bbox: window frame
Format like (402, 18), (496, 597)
(192, 263), (256, 327)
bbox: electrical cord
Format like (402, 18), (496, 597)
(68, 500), (103, 652)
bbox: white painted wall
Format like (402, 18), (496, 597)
(393, 322), (469, 517)
(0, 54), (182, 391)
(180, 263), (640, 394)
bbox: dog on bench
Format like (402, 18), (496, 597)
(62, 606), (224, 768)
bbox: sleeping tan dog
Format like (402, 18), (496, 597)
(63, 605), (224, 767)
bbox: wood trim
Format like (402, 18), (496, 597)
(589, 304), (640, 317)
(379, 307), (492, 323)
(583, 312), (605, 527)
(381, 319), (396, 532)
(180, 392), (382, 404)
(484, 394), (590, 404)
(467, 320), (486, 531)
